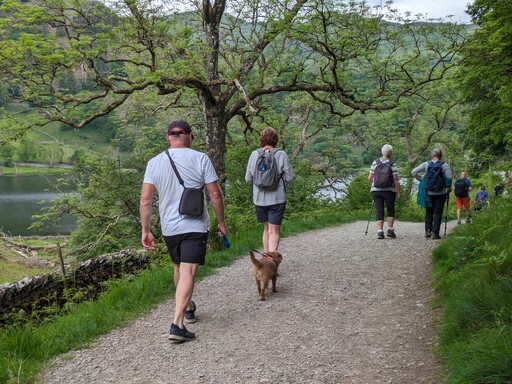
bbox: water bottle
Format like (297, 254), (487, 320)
(221, 232), (231, 248)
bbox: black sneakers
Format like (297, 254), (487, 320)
(387, 229), (396, 238)
(377, 231), (385, 239)
(425, 229), (432, 238)
(169, 323), (195, 342)
(432, 233), (441, 240)
(184, 300), (197, 324)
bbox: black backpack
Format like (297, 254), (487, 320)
(454, 178), (469, 197)
(373, 159), (395, 188)
(252, 148), (282, 190)
(425, 161), (445, 192)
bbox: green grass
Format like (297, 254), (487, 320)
(0, 237), (73, 284)
(432, 197), (512, 384)
(0, 206), (357, 384)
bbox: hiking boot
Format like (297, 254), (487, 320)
(457, 221), (461, 225)
(386, 229), (396, 238)
(432, 233), (441, 240)
(169, 324), (195, 342)
(466, 218), (471, 224)
(425, 230), (432, 238)
(377, 231), (385, 239)
(184, 300), (197, 324)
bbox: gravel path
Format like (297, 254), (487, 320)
(40, 221), (447, 384)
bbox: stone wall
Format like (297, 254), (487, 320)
(0, 249), (151, 327)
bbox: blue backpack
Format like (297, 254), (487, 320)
(425, 161), (445, 192)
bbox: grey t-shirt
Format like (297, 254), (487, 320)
(143, 147), (218, 236)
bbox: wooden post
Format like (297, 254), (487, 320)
(57, 243), (67, 289)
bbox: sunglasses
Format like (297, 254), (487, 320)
(168, 129), (194, 140)
(168, 129), (187, 136)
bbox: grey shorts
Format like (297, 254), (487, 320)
(163, 232), (208, 265)
(255, 203), (286, 225)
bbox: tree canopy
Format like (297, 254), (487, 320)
(0, 0), (467, 178)
(458, 0), (512, 168)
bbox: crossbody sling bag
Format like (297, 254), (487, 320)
(165, 150), (204, 217)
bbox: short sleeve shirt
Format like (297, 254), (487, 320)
(143, 148), (218, 236)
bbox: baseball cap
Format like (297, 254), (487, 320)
(167, 120), (192, 136)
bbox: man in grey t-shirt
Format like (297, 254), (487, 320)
(140, 120), (227, 342)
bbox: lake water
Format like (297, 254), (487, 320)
(0, 175), (76, 236)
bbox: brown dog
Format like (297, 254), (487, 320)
(249, 250), (283, 301)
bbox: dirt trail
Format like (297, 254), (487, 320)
(40, 221), (446, 384)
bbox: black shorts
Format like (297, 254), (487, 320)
(163, 232), (208, 265)
(255, 203), (286, 225)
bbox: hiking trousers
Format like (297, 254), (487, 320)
(371, 190), (396, 221)
(425, 193), (447, 236)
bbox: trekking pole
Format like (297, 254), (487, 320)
(444, 192), (450, 236)
(365, 200), (375, 235)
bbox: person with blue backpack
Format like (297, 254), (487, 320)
(368, 144), (401, 239)
(453, 171), (473, 225)
(411, 148), (452, 240)
(245, 127), (295, 252)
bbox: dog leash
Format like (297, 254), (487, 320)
(251, 249), (266, 256)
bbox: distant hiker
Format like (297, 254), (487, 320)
(474, 185), (490, 211)
(494, 183), (503, 197)
(245, 127), (295, 252)
(411, 148), (452, 240)
(368, 144), (401, 239)
(453, 171), (473, 224)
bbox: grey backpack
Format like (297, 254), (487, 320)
(252, 148), (282, 190)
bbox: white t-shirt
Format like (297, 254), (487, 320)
(143, 148), (218, 236)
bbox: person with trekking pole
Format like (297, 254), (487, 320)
(411, 148), (452, 240)
(444, 192), (450, 236)
(368, 144), (401, 239)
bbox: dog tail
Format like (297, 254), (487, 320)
(249, 250), (262, 268)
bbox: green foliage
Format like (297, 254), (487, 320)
(459, 0), (512, 169)
(31, 157), (146, 259)
(433, 197), (512, 383)
(0, 142), (14, 166)
(341, 174), (372, 213)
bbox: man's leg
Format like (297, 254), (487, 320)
(173, 263), (195, 313)
(464, 198), (471, 222)
(173, 262), (198, 328)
